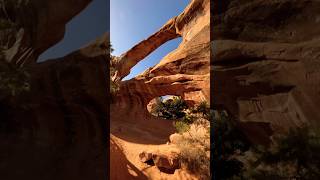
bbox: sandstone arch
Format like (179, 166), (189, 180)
(110, 0), (210, 179)
(111, 0), (210, 142)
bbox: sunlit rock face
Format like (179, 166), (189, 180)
(110, 0), (210, 147)
(0, 1), (108, 179)
(212, 0), (320, 144)
(112, 0), (210, 119)
(110, 0), (210, 179)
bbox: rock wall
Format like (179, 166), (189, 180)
(0, 1), (108, 179)
(0, 0), (92, 66)
(212, 0), (320, 144)
(110, 0), (210, 178)
(112, 0), (210, 114)
(111, 0), (210, 142)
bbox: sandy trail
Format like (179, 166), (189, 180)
(110, 115), (197, 180)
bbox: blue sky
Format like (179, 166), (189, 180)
(111, 0), (190, 80)
(38, 0), (109, 62)
(37, 0), (190, 80)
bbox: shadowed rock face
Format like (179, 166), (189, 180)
(0, 35), (109, 180)
(212, 0), (320, 144)
(0, 0), (92, 66)
(0, 1), (108, 179)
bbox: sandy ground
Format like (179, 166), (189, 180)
(110, 117), (198, 180)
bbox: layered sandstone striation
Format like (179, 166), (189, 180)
(0, 0), (93, 66)
(212, 0), (320, 144)
(111, 0), (210, 179)
(0, 35), (109, 180)
(0, 1), (108, 179)
(112, 0), (210, 107)
(1, 0), (211, 179)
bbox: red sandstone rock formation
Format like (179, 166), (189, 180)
(0, 0), (211, 179)
(0, 1), (108, 179)
(0, 0), (93, 66)
(212, 0), (320, 144)
(0, 34), (109, 180)
(112, 0), (210, 111)
(110, 0), (210, 179)
(110, 0), (210, 143)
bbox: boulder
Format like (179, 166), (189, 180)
(152, 152), (180, 173)
(139, 151), (153, 163)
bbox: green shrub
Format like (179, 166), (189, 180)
(245, 126), (320, 179)
(0, 61), (30, 98)
(196, 101), (210, 117)
(150, 96), (188, 120)
(212, 110), (251, 180)
(0, 19), (16, 30)
(182, 113), (196, 124)
(173, 121), (190, 134)
(163, 96), (187, 119)
(212, 109), (320, 180)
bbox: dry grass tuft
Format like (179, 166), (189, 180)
(175, 120), (210, 180)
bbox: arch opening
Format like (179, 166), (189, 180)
(147, 95), (188, 120)
(122, 37), (183, 81)
(147, 94), (211, 135)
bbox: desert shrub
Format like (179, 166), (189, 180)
(150, 96), (188, 120)
(181, 112), (196, 124)
(110, 68), (119, 95)
(0, 19), (16, 30)
(110, 50), (120, 97)
(179, 144), (210, 180)
(196, 100), (210, 117)
(212, 110), (251, 180)
(176, 123), (210, 180)
(162, 102), (211, 179)
(0, 60), (31, 132)
(173, 110), (198, 133)
(162, 96), (188, 119)
(150, 97), (211, 134)
(173, 121), (190, 134)
(212, 109), (320, 180)
(243, 126), (320, 180)
(0, 61), (30, 99)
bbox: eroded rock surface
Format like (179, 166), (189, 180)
(0, 34), (108, 180)
(212, 0), (320, 144)
(111, 0), (210, 121)
(152, 152), (180, 173)
(110, 0), (210, 143)
(0, 0), (92, 66)
(110, 0), (210, 179)
(0, 1), (108, 179)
